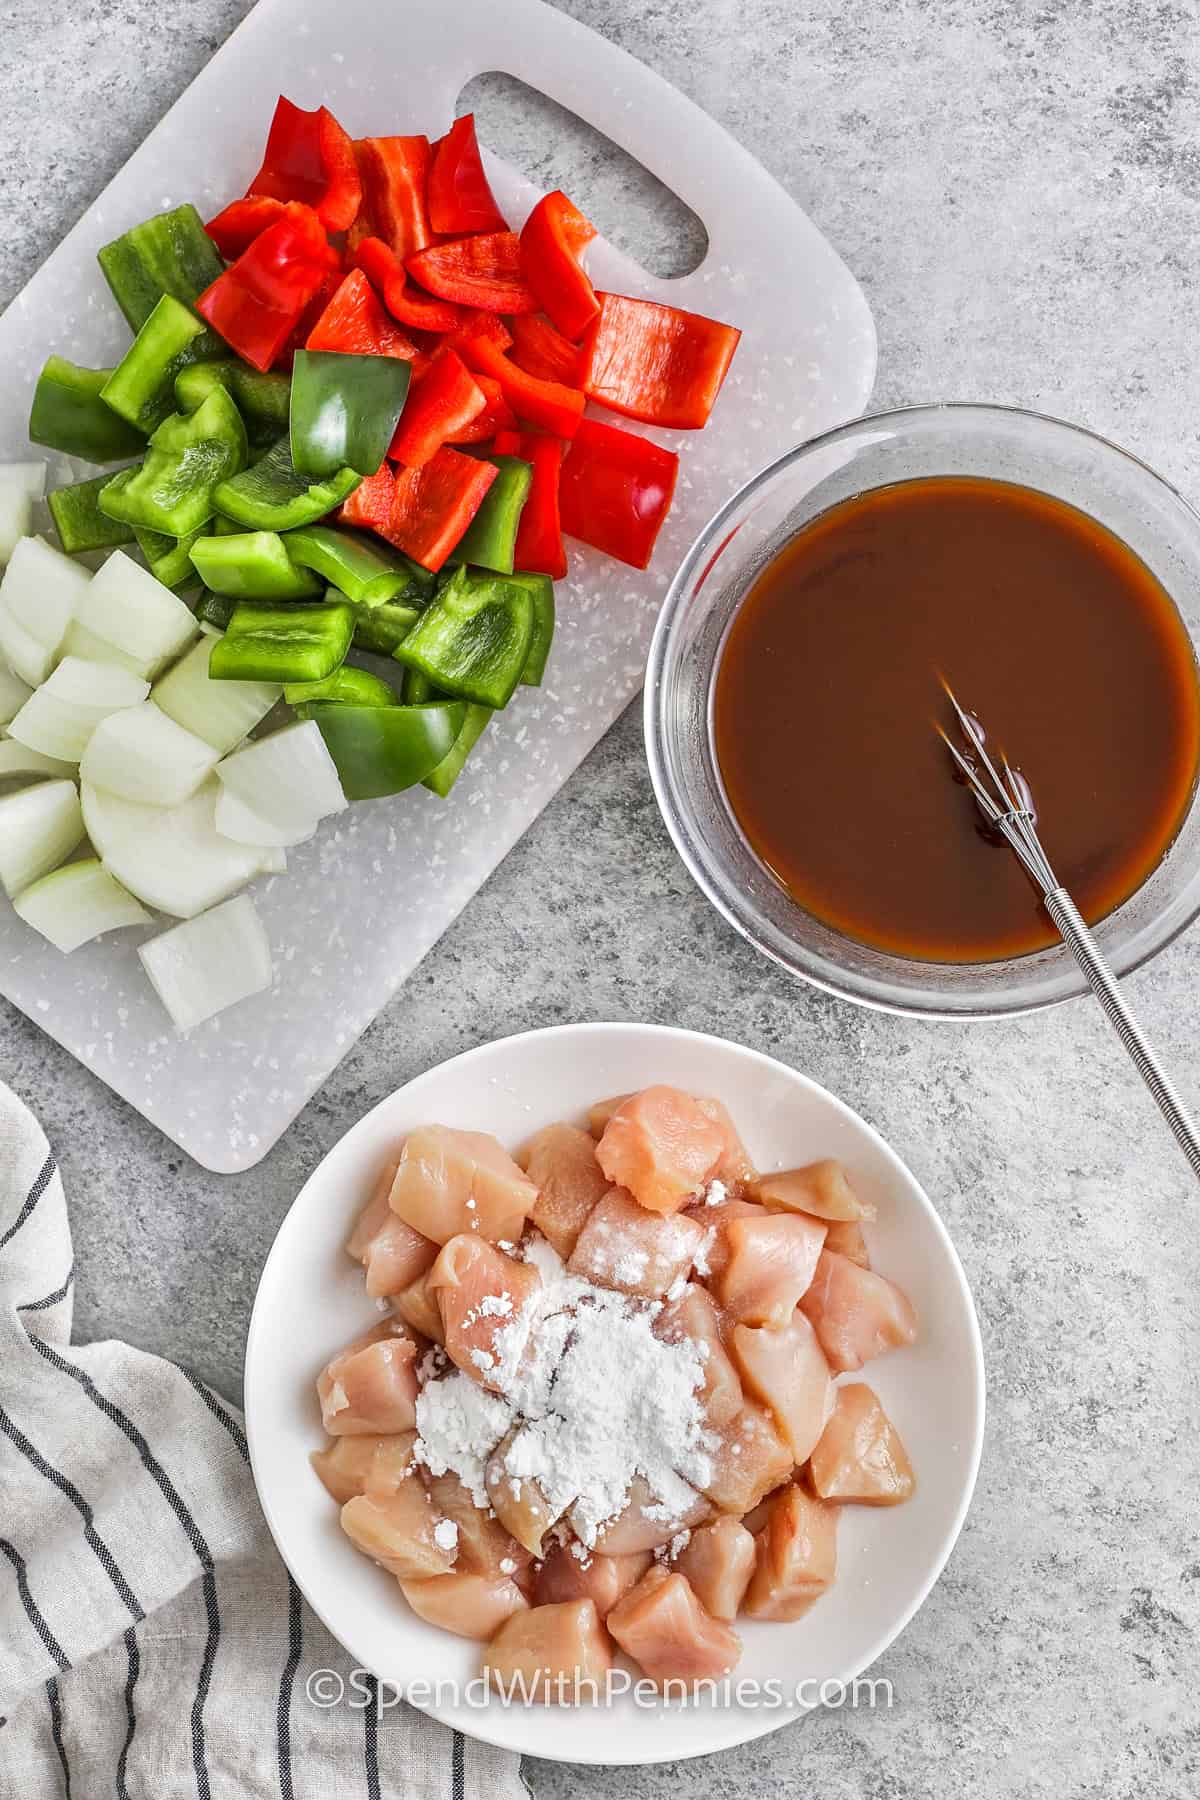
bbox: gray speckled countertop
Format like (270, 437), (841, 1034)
(3, 0), (1199, 1793)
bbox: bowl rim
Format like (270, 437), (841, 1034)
(644, 399), (1200, 1020)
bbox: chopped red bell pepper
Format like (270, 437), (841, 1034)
(446, 375), (516, 444)
(519, 191), (599, 341)
(580, 292), (741, 429)
(493, 428), (567, 578)
(349, 136), (435, 260)
(427, 114), (508, 235)
(246, 96), (361, 233)
(455, 334), (584, 438)
(406, 232), (536, 314)
(388, 347), (485, 467)
(339, 465), (396, 535)
(341, 448), (497, 571)
(351, 236), (465, 334)
(558, 417), (678, 570)
(442, 309), (512, 357)
(196, 201), (340, 372)
(205, 195), (286, 260)
(508, 314), (582, 386)
(276, 266), (342, 371)
(305, 269), (419, 361)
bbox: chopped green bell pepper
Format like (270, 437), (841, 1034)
(134, 524), (205, 589)
(307, 702), (466, 800)
(284, 664), (396, 707)
(176, 360), (292, 446)
(29, 356), (147, 463)
(190, 529), (323, 600)
(98, 385), (248, 536)
(98, 203), (225, 334)
(448, 454), (532, 574)
(507, 571), (555, 685)
(100, 295), (213, 434)
(209, 599), (354, 683)
(212, 436), (360, 531)
(290, 350), (411, 479)
(349, 598), (422, 655)
(47, 473), (137, 554)
(423, 702), (492, 797)
(400, 665), (436, 704)
(283, 524), (432, 608)
(393, 565), (534, 709)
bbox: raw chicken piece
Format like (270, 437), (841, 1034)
(586, 1093), (631, 1138)
(317, 1322), (419, 1436)
(750, 1159), (875, 1222)
(739, 1489), (785, 1536)
(389, 1125), (538, 1245)
(693, 1097), (756, 1194)
(518, 1123), (610, 1259)
(311, 1431), (417, 1504)
(568, 1189), (704, 1300)
(391, 1267), (444, 1342)
(486, 1427), (559, 1556)
(688, 1198), (765, 1281)
(483, 1598), (612, 1700)
(824, 1218), (870, 1267)
(533, 1543), (651, 1612)
(654, 1282), (743, 1428)
(594, 1087), (725, 1215)
(346, 1165), (439, 1298)
(742, 1482), (838, 1620)
(345, 1159), (399, 1259)
(701, 1403), (795, 1515)
(672, 1516), (756, 1621)
(715, 1213), (827, 1328)
(607, 1566), (741, 1687)
(341, 1481), (456, 1581)
(731, 1312), (834, 1462)
(799, 1250), (918, 1373)
(587, 1474), (712, 1554)
(424, 1470), (532, 1577)
(808, 1382), (916, 1505)
(428, 1235), (541, 1389)
(402, 1572), (528, 1639)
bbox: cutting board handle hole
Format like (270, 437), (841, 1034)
(459, 73), (708, 279)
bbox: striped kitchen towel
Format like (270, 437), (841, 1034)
(0, 1079), (525, 1799)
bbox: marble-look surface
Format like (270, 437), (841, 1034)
(2, 1), (1198, 1793)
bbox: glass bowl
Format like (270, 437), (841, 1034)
(644, 403), (1200, 1018)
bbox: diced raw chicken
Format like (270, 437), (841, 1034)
(424, 1469), (532, 1577)
(486, 1427), (558, 1556)
(389, 1125), (538, 1245)
(586, 1093), (631, 1138)
(341, 1482), (456, 1581)
(311, 1431), (417, 1505)
(688, 1198), (765, 1281)
(808, 1382), (916, 1505)
(391, 1267), (444, 1342)
(402, 1572), (529, 1639)
(533, 1543), (651, 1612)
(345, 1159), (399, 1260)
(347, 1166), (439, 1298)
(750, 1159), (875, 1222)
(317, 1322), (419, 1436)
(694, 1097), (756, 1194)
(739, 1488), (786, 1536)
(731, 1312), (834, 1462)
(428, 1235), (541, 1389)
(568, 1189), (704, 1300)
(483, 1598), (612, 1699)
(587, 1474), (711, 1554)
(742, 1483), (839, 1620)
(518, 1123), (609, 1258)
(715, 1213), (827, 1328)
(824, 1218), (870, 1267)
(607, 1566), (741, 1687)
(799, 1250), (918, 1372)
(654, 1282), (743, 1428)
(701, 1403), (794, 1515)
(672, 1516), (756, 1621)
(594, 1087), (725, 1215)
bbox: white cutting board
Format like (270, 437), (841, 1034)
(0, 0), (875, 1171)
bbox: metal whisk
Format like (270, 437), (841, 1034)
(938, 684), (1200, 1182)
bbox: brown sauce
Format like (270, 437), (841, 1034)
(712, 476), (1200, 962)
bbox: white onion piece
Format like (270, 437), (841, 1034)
(8, 657), (149, 762)
(13, 856), (150, 952)
(80, 702), (218, 806)
(60, 619), (153, 678)
(73, 549), (197, 679)
(81, 778), (276, 919)
(0, 465), (46, 565)
(0, 662), (32, 726)
(0, 778), (84, 897)
(213, 784), (316, 849)
(215, 721), (346, 834)
(138, 894), (272, 1031)
(152, 637), (280, 754)
(0, 741), (76, 783)
(257, 844), (287, 875)
(0, 537), (91, 685)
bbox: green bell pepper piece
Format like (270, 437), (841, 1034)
(289, 350), (411, 479)
(393, 565), (534, 709)
(190, 530), (323, 600)
(194, 590), (236, 632)
(423, 702), (492, 797)
(212, 437), (360, 532)
(350, 598), (422, 655)
(47, 473), (137, 554)
(306, 702), (466, 800)
(100, 295), (213, 434)
(134, 524), (205, 589)
(98, 385), (248, 536)
(98, 203), (224, 334)
(283, 524), (432, 608)
(448, 455), (532, 575)
(209, 600), (354, 684)
(284, 665), (396, 707)
(506, 571), (555, 686)
(400, 665), (436, 704)
(29, 356), (147, 463)
(176, 360), (291, 446)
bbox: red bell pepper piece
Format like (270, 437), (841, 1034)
(447, 375), (516, 444)
(246, 96), (361, 233)
(305, 269), (419, 361)
(340, 466), (396, 535)
(580, 292), (741, 429)
(351, 237), (466, 334)
(276, 266), (341, 371)
(340, 449), (497, 571)
(456, 334), (584, 438)
(494, 428), (567, 578)
(205, 196), (286, 260)
(558, 417), (678, 570)
(427, 114), (508, 235)
(508, 314), (582, 386)
(519, 191), (599, 341)
(442, 310), (512, 357)
(406, 233), (536, 314)
(196, 202), (339, 372)
(388, 347), (486, 467)
(349, 137), (435, 260)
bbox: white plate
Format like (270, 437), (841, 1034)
(245, 1022), (983, 1764)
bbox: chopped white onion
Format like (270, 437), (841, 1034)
(80, 701), (218, 806)
(13, 857), (150, 952)
(215, 721), (346, 835)
(81, 777), (277, 918)
(0, 662), (32, 726)
(8, 657), (149, 763)
(0, 778), (84, 897)
(0, 741), (76, 783)
(60, 619), (154, 678)
(0, 537), (91, 686)
(138, 894), (273, 1031)
(72, 549), (198, 679)
(213, 784), (316, 849)
(152, 636), (281, 754)
(257, 844), (288, 875)
(0, 465), (46, 565)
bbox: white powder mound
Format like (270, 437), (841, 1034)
(413, 1370), (513, 1505)
(433, 1519), (459, 1552)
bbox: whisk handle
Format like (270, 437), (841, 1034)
(1044, 887), (1200, 1182)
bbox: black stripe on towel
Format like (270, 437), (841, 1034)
(115, 1627), (140, 1800)
(191, 1571), (219, 1800)
(452, 1731), (465, 1800)
(0, 1152), (56, 1252)
(181, 1368), (249, 1461)
(0, 1537), (69, 1669)
(363, 1676), (381, 1800)
(46, 1679), (71, 1797)
(17, 1268), (74, 1312)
